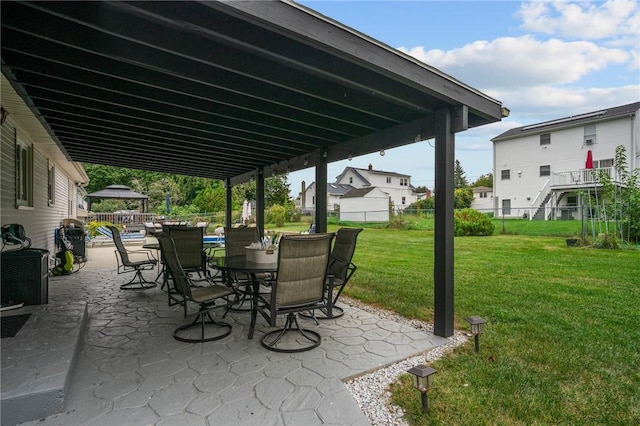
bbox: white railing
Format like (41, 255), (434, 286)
(529, 179), (551, 220)
(88, 212), (157, 230)
(551, 167), (613, 187)
(531, 179), (550, 207)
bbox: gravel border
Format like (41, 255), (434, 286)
(341, 297), (468, 425)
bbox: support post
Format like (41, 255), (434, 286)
(256, 168), (265, 237)
(225, 179), (232, 228)
(315, 157), (328, 233)
(434, 108), (455, 337)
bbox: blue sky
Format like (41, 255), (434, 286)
(287, 0), (639, 194)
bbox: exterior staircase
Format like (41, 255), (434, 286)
(532, 191), (566, 220)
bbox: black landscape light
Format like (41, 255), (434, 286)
(465, 316), (487, 352)
(407, 364), (436, 413)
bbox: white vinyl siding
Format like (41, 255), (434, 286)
(1, 119), (78, 254)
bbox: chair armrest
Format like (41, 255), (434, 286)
(127, 249), (157, 262)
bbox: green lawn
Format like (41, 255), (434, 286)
(274, 220), (640, 424)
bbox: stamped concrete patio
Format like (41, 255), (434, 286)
(2, 245), (448, 425)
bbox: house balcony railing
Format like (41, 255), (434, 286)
(550, 167), (616, 188)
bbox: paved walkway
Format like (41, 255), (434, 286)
(9, 246), (447, 425)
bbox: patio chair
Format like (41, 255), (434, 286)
(321, 227), (362, 319)
(143, 222), (162, 237)
(107, 225), (157, 290)
(256, 233), (334, 352)
(162, 226), (208, 305)
(163, 226), (207, 277)
(301, 227), (363, 320)
(157, 234), (233, 343)
(222, 226), (261, 311)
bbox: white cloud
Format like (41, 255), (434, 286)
(400, 36), (629, 90)
(518, 0), (640, 40)
(398, 0), (638, 119)
(493, 84), (640, 120)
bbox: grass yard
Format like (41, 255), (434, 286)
(275, 220), (639, 424)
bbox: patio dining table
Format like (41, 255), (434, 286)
(210, 255), (277, 339)
(143, 240), (223, 285)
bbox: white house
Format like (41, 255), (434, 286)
(471, 186), (493, 213)
(1, 73), (89, 255)
(491, 102), (640, 219)
(301, 182), (353, 213)
(302, 164), (420, 215)
(339, 187), (389, 222)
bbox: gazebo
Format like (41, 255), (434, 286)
(85, 185), (149, 213)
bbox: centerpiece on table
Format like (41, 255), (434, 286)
(245, 232), (280, 263)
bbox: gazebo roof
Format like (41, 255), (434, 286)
(85, 185), (148, 200)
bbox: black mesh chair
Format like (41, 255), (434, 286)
(257, 233), (334, 352)
(160, 226), (209, 306)
(107, 225), (157, 290)
(158, 234), (233, 343)
(222, 227), (261, 311)
(304, 227), (363, 319)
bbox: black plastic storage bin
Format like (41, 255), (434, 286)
(1, 249), (49, 305)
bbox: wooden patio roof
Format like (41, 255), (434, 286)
(1, 0), (504, 185)
(1, 0), (506, 338)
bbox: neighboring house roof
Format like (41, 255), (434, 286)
(335, 167), (371, 186)
(326, 183), (355, 195)
(363, 167), (410, 178)
(341, 187), (378, 198)
(492, 101), (640, 142)
(473, 186), (492, 193)
(335, 166), (411, 185)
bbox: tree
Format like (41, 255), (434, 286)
(82, 163), (140, 193)
(193, 181), (226, 213)
(407, 188), (472, 211)
(471, 173), (493, 188)
(592, 145), (640, 245)
(265, 175), (292, 208)
(413, 185), (429, 194)
(454, 188), (473, 209)
(454, 159), (469, 189)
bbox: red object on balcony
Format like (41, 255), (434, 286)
(585, 150), (593, 169)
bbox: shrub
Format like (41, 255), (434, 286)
(591, 233), (621, 249)
(407, 198), (434, 211)
(267, 204), (287, 227)
(86, 221), (118, 237)
(286, 206), (301, 223)
(454, 209), (495, 236)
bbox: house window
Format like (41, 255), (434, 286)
(401, 196), (406, 205)
(540, 133), (551, 145)
(400, 178), (408, 186)
(349, 177), (353, 184)
(598, 158), (613, 168)
(540, 165), (551, 177)
(567, 196), (577, 206)
(48, 160), (56, 206)
(16, 138), (33, 207)
(386, 177), (392, 184)
(502, 199), (511, 216)
(479, 192), (488, 198)
(501, 169), (510, 180)
(584, 125), (596, 145)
